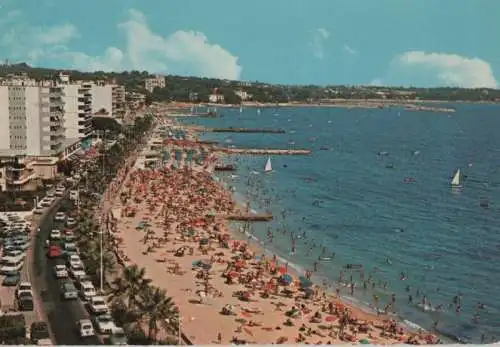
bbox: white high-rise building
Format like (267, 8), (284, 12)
(59, 75), (93, 141)
(0, 79), (65, 157)
(0, 78), (66, 190)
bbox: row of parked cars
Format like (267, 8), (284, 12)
(49, 211), (127, 345)
(33, 184), (67, 215)
(0, 214), (36, 312)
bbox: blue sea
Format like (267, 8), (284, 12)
(179, 104), (500, 343)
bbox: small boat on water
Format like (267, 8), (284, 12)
(264, 157), (273, 173)
(451, 169), (462, 188)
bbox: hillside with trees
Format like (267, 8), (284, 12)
(1, 62), (499, 103)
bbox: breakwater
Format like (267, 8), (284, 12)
(209, 127), (285, 134)
(218, 148), (312, 155)
(226, 213), (273, 221)
(214, 164), (237, 172)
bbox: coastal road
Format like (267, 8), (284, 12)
(33, 199), (100, 345)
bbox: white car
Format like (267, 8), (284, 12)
(55, 187), (65, 197)
(50, 229), (61, 240)
(79, 281), (97, 301)
(40, 199), (52, 207)
(88, 296), (109, 315)
(46, 190), (55, 198)
(66, 217), (77, 227)
(1, 250), (25, 261)
(54, 212), (66, 222)
(0, 259), (24, 274)
(78, 319), (95, 337)
(92, 314), (116, 334)
(68, 254), (82, 268)
(16, 282), (32, 298)
(69, 263), (86, 279)
(54, 264), (68, 278)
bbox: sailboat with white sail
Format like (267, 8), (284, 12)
(451, 169), (462, 188)
(239, 105), (243, 113)
(264, 157), (273, 173)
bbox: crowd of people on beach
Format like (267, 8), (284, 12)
(91, 115), (456, 345)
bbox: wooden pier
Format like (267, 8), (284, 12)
(218, 148), (312, 156)
(214, 164), (237, 172)
(226, 213), (273, 222)
(209, 127), (286, 134)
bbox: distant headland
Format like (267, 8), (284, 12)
(1, 62), (499, 108)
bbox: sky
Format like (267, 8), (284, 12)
(0, 0), (498, 88)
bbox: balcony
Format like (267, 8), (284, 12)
(50, 98), (64, 107)
(50, 143), (63, 152)
(6, 169), (36, 185)
(50, 126), (64, 135)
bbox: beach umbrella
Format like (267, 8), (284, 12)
(278, 265), (287, 275)
(299, 276), (313, 288)
(325, 316), (338, 322)
(280, 274), (293, 285)
(360, 339), (370, 344)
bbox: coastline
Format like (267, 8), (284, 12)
(107, 113), (440, 344)
(162, 99), (457, 113)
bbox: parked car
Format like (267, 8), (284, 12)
(54, 212), (66, 222)
(30, 322), (51, 345)
(54, 264), (69, 279)
(50, 229), (61, 240)
(47, 245), (62, 259)
(79, 281), (97, 301)
(92, 314), (116, 334)
(66, 217), (77, 228)
(70, 263), (86, 279)
(109, 327), (128, 345)
(68, 254), (83, 268)
(61, 281), (78, 300)
(2, 272), (20, 286)
(88, 296), (109, 315)
(17, 292), (34, 311)
(77, 319), (95, 338)
(15, 281), (32, 298)
(0, 258), (24, 275)
(63, 242), (78, 255)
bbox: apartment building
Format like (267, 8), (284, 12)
(58, 74), (93, 141)
(144, 75), (166, 93)
(90, 82), (126, 119)
(0, 78), (66, 189)
(126, 91), (146, 109)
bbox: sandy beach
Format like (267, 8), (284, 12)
(104, 116), (440, 345)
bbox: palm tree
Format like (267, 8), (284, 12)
(111, 264), (152, 309)
(138, 286), (179, 341)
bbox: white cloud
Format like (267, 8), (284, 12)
(343, 44), (356, 55)
(394, 51), (498, 88)
(1, 9), (242, 80)
(35, 24), (79, 45)
(309, 27), (330, 60)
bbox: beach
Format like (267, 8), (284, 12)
(104, 114), (440, 345)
